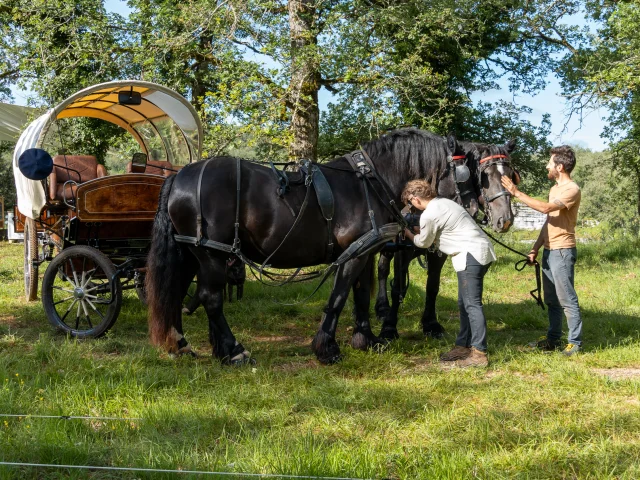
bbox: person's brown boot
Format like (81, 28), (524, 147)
(439, 345), (471, 362)
(454, 347), (488, 368)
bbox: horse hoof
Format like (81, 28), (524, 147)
(379, 328), (400, 342)
(424, 330), (445, 339)
(231, 356), (256, 367)
(351, 331), (386, 351)
(319, 354), (343, 365)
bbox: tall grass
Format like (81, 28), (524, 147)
(1, 231), (639, 479)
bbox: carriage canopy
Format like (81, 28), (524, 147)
(13, 80), (203, 219)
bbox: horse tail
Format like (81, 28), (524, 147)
(370, 254), (377, 299)
(146, 174), (185, 349)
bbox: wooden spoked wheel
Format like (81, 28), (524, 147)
(41, 246), (122, 338)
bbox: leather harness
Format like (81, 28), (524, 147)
(174, 151), (407, 299)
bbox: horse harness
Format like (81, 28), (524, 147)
(477, 153), (513, 223)
(174, 151), (407, 296)
(448, 154), (475, 207)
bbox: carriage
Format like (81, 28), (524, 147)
(12, 80), (203, 338)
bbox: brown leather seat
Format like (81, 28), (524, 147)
(125, 159), (173, 177)
(49, 155), (107, 204)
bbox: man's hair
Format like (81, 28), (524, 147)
(550, 145), (576, 173)
(402, 179), (437, 204)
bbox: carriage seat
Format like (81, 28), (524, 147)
(125, 159), (174, 176)
(48, 155), (107, 205)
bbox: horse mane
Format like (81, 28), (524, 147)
(361, 128), (449, 185)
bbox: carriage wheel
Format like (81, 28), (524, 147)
(41, 246), (122, 339)
(24, 217), (39, 301)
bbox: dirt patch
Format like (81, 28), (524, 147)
(253, 335), (309, 346)
(592, 368), (640, 380)
(274, 359), (320, 372)
(0, 314), (26, 329)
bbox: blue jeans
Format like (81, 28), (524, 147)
(456, 253), (491, 352)
(542, 248), (582, 346)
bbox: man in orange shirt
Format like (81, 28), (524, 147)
(501, 146), (582, 356)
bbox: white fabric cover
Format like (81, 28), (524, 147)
(12, 111), (54, 219)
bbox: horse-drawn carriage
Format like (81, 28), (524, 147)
(12, 80), (203, 338)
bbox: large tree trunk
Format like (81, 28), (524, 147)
(288, 0), (320, 162)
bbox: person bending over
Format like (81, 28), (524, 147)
(402, 179), (496, 368)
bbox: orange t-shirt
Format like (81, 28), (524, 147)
(543, 181), (581, 249)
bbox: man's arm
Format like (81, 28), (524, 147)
(528, 219), (547, 264)
(501, 177), (564, 214)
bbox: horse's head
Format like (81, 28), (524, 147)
(440, 135), (480, 218)
(472, 140), (517, 233)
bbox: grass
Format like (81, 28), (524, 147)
(1, 230), (640, 479)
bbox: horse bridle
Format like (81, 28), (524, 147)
(448, 154), (475, 208)
(477, 153), (513, 222)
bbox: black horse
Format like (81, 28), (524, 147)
(146, 128), (516, 364)
(374, 140), (518, 341)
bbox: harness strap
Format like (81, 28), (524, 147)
(233, 158), (241, 252)
(258, 164), (315, 281)
(195, 159), (213, 246)
(301, 160), (335, 262)
(358, 149), (408, 229)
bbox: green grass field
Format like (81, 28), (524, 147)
(1, 231), (640, 479)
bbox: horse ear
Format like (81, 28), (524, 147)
(446, 134), (457, 154)
(504, 139), (516, 153)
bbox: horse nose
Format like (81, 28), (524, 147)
(496, 217), (504, 230)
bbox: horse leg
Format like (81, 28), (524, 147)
(374, 251), (393, 320)
(198, 257), (253, 365)
(227, 284), (233, 303)
(311, 256), (370, 364)
(182, 281), (201, 315)
(421, 250), (448, 338)
(379, 248), (414, 341)
(236, 284), (243, 301)
(351, 256), (383, 351)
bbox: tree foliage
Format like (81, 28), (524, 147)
(1, 0), (570, 178)
(571, 146), (639, 236)
(559, 1), (640, 216)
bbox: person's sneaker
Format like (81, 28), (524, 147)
(527, 335), (561, 351)
(453, 347), (488, 368)
(439, 346), (471, 362)
(562, 343), (581, 356)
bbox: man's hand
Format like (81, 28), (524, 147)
(527, 249), (538, 265)
(501, 176), (518, 196)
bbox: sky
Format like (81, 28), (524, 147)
(9, 0), (609, 152)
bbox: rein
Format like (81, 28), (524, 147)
(482, 228), (545, 310)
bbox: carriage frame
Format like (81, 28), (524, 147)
(12, 80), (203, 338)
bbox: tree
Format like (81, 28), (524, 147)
(2, 0), (568, 174)
(559, 1), (640, 216)
(0, 141), (16, 209)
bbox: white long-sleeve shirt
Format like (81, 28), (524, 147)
(413, 197), (496, 272)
